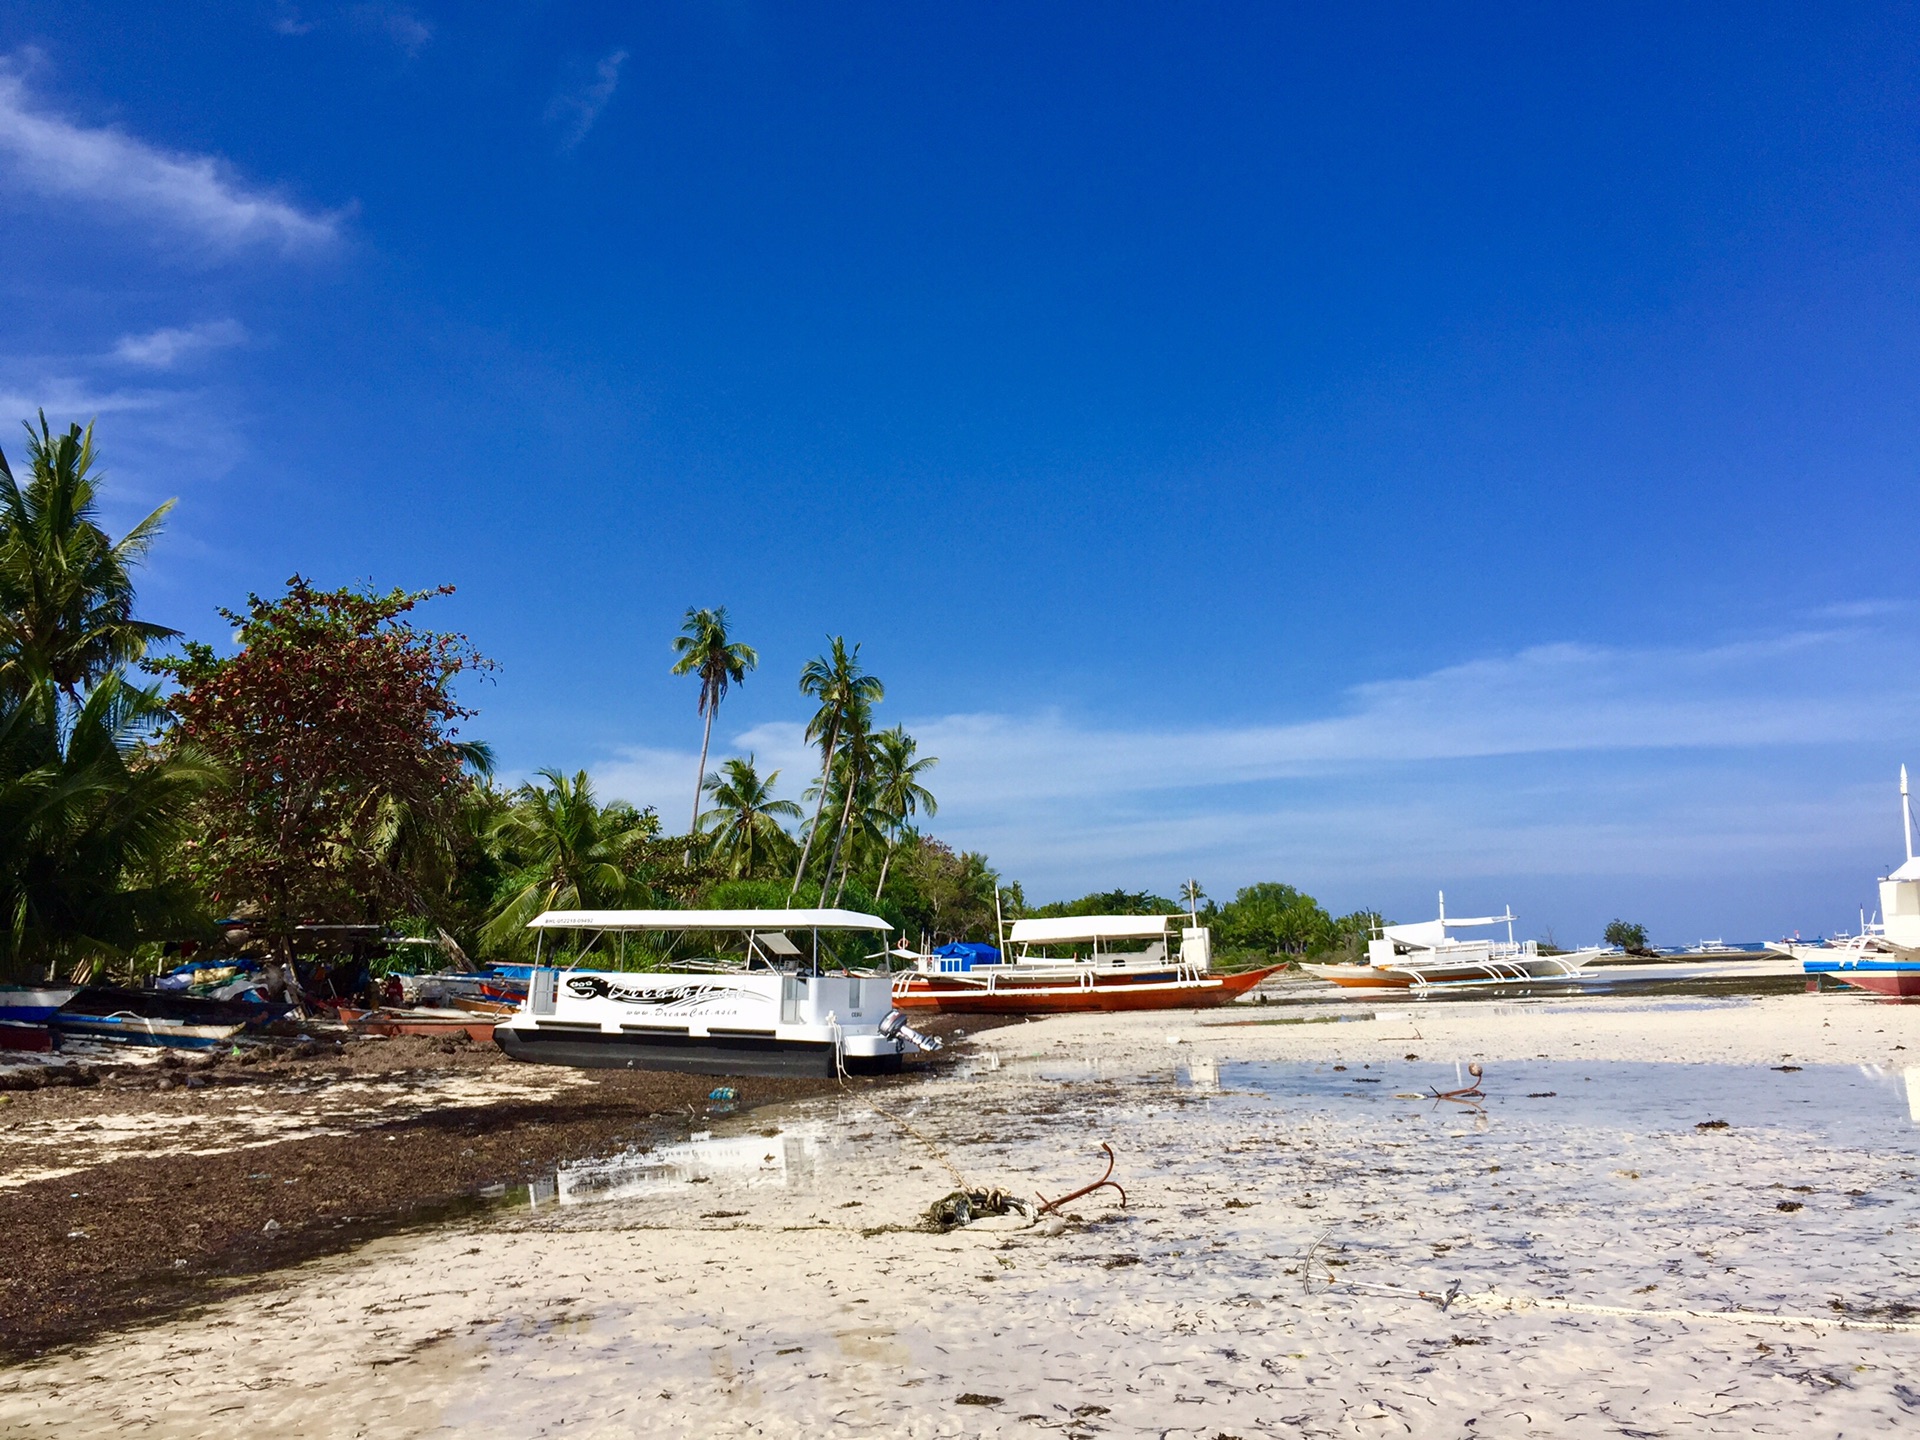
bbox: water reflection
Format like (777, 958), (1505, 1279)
(1218, 1059), (1920, 1145)
(534, 1123), (836, 1208)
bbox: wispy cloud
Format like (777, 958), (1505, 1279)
(349, 4), (432, 55)
(591, 625), (1920, 930)
(0, 57), (341, 253)
(547, 50), (628, 151)
(111, 319), (248, 370)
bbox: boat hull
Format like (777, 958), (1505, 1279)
(1297, 964), (1410, 990)
(1803, 959), (1920, 997)
(51, 1016), (242, 1049)
(493, 1023), (902, 1077)
(337, 1007), (496, 1043)
(890, 965), (1284, 1014)
(0, 987), (80, 1023)
(0, 1019), (54, 1052)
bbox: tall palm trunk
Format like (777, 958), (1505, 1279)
(873, 831), (897, 902)
(821, 763), (861, 903)
(686, 700), (716, 865)
(787, 720), (839, 903)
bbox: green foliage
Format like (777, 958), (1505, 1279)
(789, 637), (883, 900)
(1217, 883), (1339, 956)
(1026, 889), (1182, 919)
(0, 413), (178, 701)
(152, 577), (490, 957)
(0, 673), (214, 979)
(1604, 918), (1650, 950)
(671, 605), (757, 849)
(481, 769), (661, 956)
(884, 836), (1002, 944)
(699, 754), (801, 878)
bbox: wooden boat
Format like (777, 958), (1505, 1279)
(890, 915), (1284, 1014)
(336, 1006), (497, 1043)
(1301, 893), (1606, 992)
(1774, 767), (1920, 997)
(51, 986), (266, 1050)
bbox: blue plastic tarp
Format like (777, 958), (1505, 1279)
(932, 942), (1001, 965)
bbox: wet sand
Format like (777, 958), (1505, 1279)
(3, 992), (1919, 1436)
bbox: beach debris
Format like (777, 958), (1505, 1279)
(925, 1188), (1029, 1231)
(262, 1219), (282, 1234)
(1429, 1062), (1484, 1101)
(1696, 1119), (1731, 1130)
(707, 1087), (737, 1101)
(1036, 1142), (1127, 1216)
(954, 1393), (1003, 1406)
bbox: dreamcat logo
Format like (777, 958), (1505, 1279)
(563, 976), (739, 1013)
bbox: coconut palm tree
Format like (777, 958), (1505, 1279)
(698, 755), (801, 878)
(669, 606), (757, 863)
(0, 414), (179, 706)
(0, 671), (214, 981)
(787, 638), (882, 902)
(818, 692), (876, 902)
(868, 726), (937, 901)
(481, 769), (655, 954)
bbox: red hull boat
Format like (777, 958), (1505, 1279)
(891, 963), (1284, 1014)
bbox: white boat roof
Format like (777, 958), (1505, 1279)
(1009, 915), (1175, 943)
(528, 908), (893, 933)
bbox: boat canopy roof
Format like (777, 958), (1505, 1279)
(528, 908), (892, 933)
(1009, 915), (1175, 944)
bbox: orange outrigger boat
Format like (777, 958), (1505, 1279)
(890, 914), (1284, 1014)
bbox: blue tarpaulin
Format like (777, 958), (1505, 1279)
(932, 942), (1001, 965)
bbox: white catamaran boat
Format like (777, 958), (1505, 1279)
(1301, 892), (1608, 991)
(491, 908), (940, 1077)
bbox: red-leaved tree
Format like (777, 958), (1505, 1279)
(154, 577), (489, 959)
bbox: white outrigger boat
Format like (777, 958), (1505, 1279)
(491, 908), (940, 1077)
(1301, 892), (1607, 992)
(1767, 767), (1920, 997)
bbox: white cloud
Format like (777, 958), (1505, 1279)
(0, 59), (341, 253)
(547, 50), (628, 151)
(111, 319), (248, 369)
(349, 5), (432, 55)
(588, 625), (1920, 932)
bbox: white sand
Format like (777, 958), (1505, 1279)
(4, 990), (1919, 1437)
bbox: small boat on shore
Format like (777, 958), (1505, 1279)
(890, 915), (1283, 1013)
(1774, 767), (1920, 997)
(0, 986), (79, 1024)
(492, 909), (938, 1077)
(50, 986), (264, 1050)
(1301, 894), (1607, 992)
(337, 1006), (498, 1043)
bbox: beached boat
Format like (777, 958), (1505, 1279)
(1301, 894), (1607, 992)
(336, 1006), (498, 1043)
(50, 987), (260, 1050)
(1773, 767), (1920, 997)
(0, 986), (79, 1023)
(492, 909), (938, 1077)
(890, 915), (1283, 1013)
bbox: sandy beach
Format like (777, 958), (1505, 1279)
(2, 989), (1917, 1437)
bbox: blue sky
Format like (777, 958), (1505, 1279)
(2, 2), (1917, 941)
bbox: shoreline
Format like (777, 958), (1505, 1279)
(4, 993), (1919, 1435)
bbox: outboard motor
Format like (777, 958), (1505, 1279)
(879, 1009), (943, 1053)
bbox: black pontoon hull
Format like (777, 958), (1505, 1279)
(493, 1023), (902, 1077)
